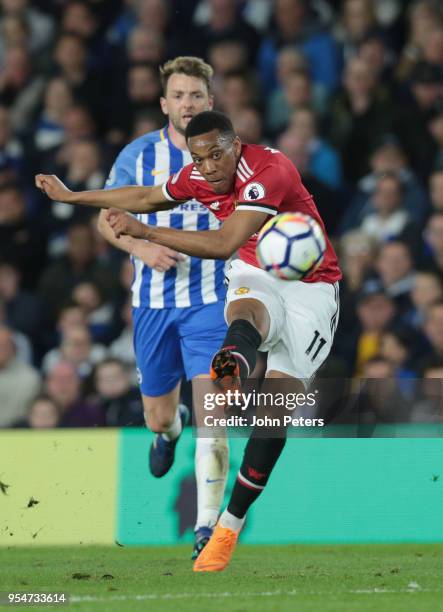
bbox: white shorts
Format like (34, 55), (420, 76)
(225, 259), (340, 382)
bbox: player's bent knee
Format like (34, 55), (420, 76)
(145, 410), (175, 433)
(227, 298), (270, 339)
(142, 394), (179, 433)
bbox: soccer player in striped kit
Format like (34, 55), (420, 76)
(96, 58), (229, 559)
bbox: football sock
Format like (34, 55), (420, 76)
(195, 436), (229, 530)
(161, 408), (182, 441)
(221, 319), (262, 383)
(227, 434), (287, 519)
(219, 508), (245, 532)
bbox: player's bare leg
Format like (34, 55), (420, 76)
(209, 298), (270, 408)
(192, 375), (229, 559)
(193, 370), (297, 572)
(143, 383), (189, 478)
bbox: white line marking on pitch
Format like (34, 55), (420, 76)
(69, 588), (443, 604)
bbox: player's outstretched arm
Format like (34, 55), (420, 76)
(96, 210), (184, 273)
(35, 174), (174, 213)
(107, 208), (269, 260)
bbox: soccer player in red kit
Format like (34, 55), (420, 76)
(36, 110), (341, 572)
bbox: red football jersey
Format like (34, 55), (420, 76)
(162, 144), (342, 284)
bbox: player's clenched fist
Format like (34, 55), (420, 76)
(35, 174), (73, 202)
(106, 208), (148, 239)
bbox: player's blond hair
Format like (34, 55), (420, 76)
(159, 56), (213, 95)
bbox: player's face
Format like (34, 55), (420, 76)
(188, 129), (241, 194)
(160, 73), (213, 135)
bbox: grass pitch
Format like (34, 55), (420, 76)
(1, 544), (442, 611)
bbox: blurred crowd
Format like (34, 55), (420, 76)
(1, 0), (443, 429)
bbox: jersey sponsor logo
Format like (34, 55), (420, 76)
(244, 182), (266, 201)
(176, 201), (207, 212)
(210, 201), (221, 210)
(151, 169), (166, 176)
(171, 167), (184, 184)
(234, 287), (250, 295)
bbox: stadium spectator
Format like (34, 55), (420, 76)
(265, 46), (329, 132)
(0, 104), (23, 178)
(335, 0), (380, 62)
(359, 355), (413, 423)
(394, 61), (443, 180)
(419, 301), (443, 366)
(61, 139), (105, 192)
(41, 323), (106, 378)
(396, 0), (443, 82)
(231, 107), (265, 145)
(0, 182), (47, 288)
(277, 126), (342, 233)
(53, 33), (104, 125)
(350, 288), (397, 376)
(45, 360), (105, 427)
(0, 325), (41, 427)
(429, 169), (443, 212)
(428, 99), (443, 170)
(373, 241), (416, 312)
(337, 230), (378, 337)
(59, 0), (110, 70)
(33, 78), (74, 152)
(357, 35), (393, 84)
(0, 298), (32, 363)
(126, 26), (165, 66)
(265, 69), (313, 136)
(339, 135), (429, 233)
(422, 212), (443, 272)
(189, 0), (260, 64)
(328, 56), (394, 182)
(0, 262), (43, 347)
(380, 327), (420, 382)
(287, 106), (342, 189)
(71, 281), (114, 344)
(38, 222), (116, 324)
(403, 270), (443, 329)
(411, 357), (443, 422)
(13, 394), (61, 429)
(106, 63), (162, 141)
(208, 39), (249, 77)
(92, 358), (144, 426)
(359, 173), (418, 246)
(258, 0), (340, 93)
(0, 45), (46, 134)
(216, 71), (259, 118)
(0, 0), (54, 57)
(108, 297), (136, 376)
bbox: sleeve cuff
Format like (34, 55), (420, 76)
(236, 202), (278, 216)
(162, 182), (178, 202)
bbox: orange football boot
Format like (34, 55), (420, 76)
(210, 348), (244, 414)
(193, 522), (239, 572)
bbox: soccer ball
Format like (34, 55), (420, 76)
(256, 212), (326, 280)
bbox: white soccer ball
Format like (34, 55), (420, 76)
(256, 212), (326, 280)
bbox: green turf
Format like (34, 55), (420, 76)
(1, 544), (443, 611)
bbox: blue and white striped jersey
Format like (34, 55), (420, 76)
(105, 127), (227, 309)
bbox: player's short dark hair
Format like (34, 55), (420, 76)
(185, 111), (235, 142)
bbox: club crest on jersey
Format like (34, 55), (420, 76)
(210, 201), (221, 210)
(244, 182), (265, 201)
